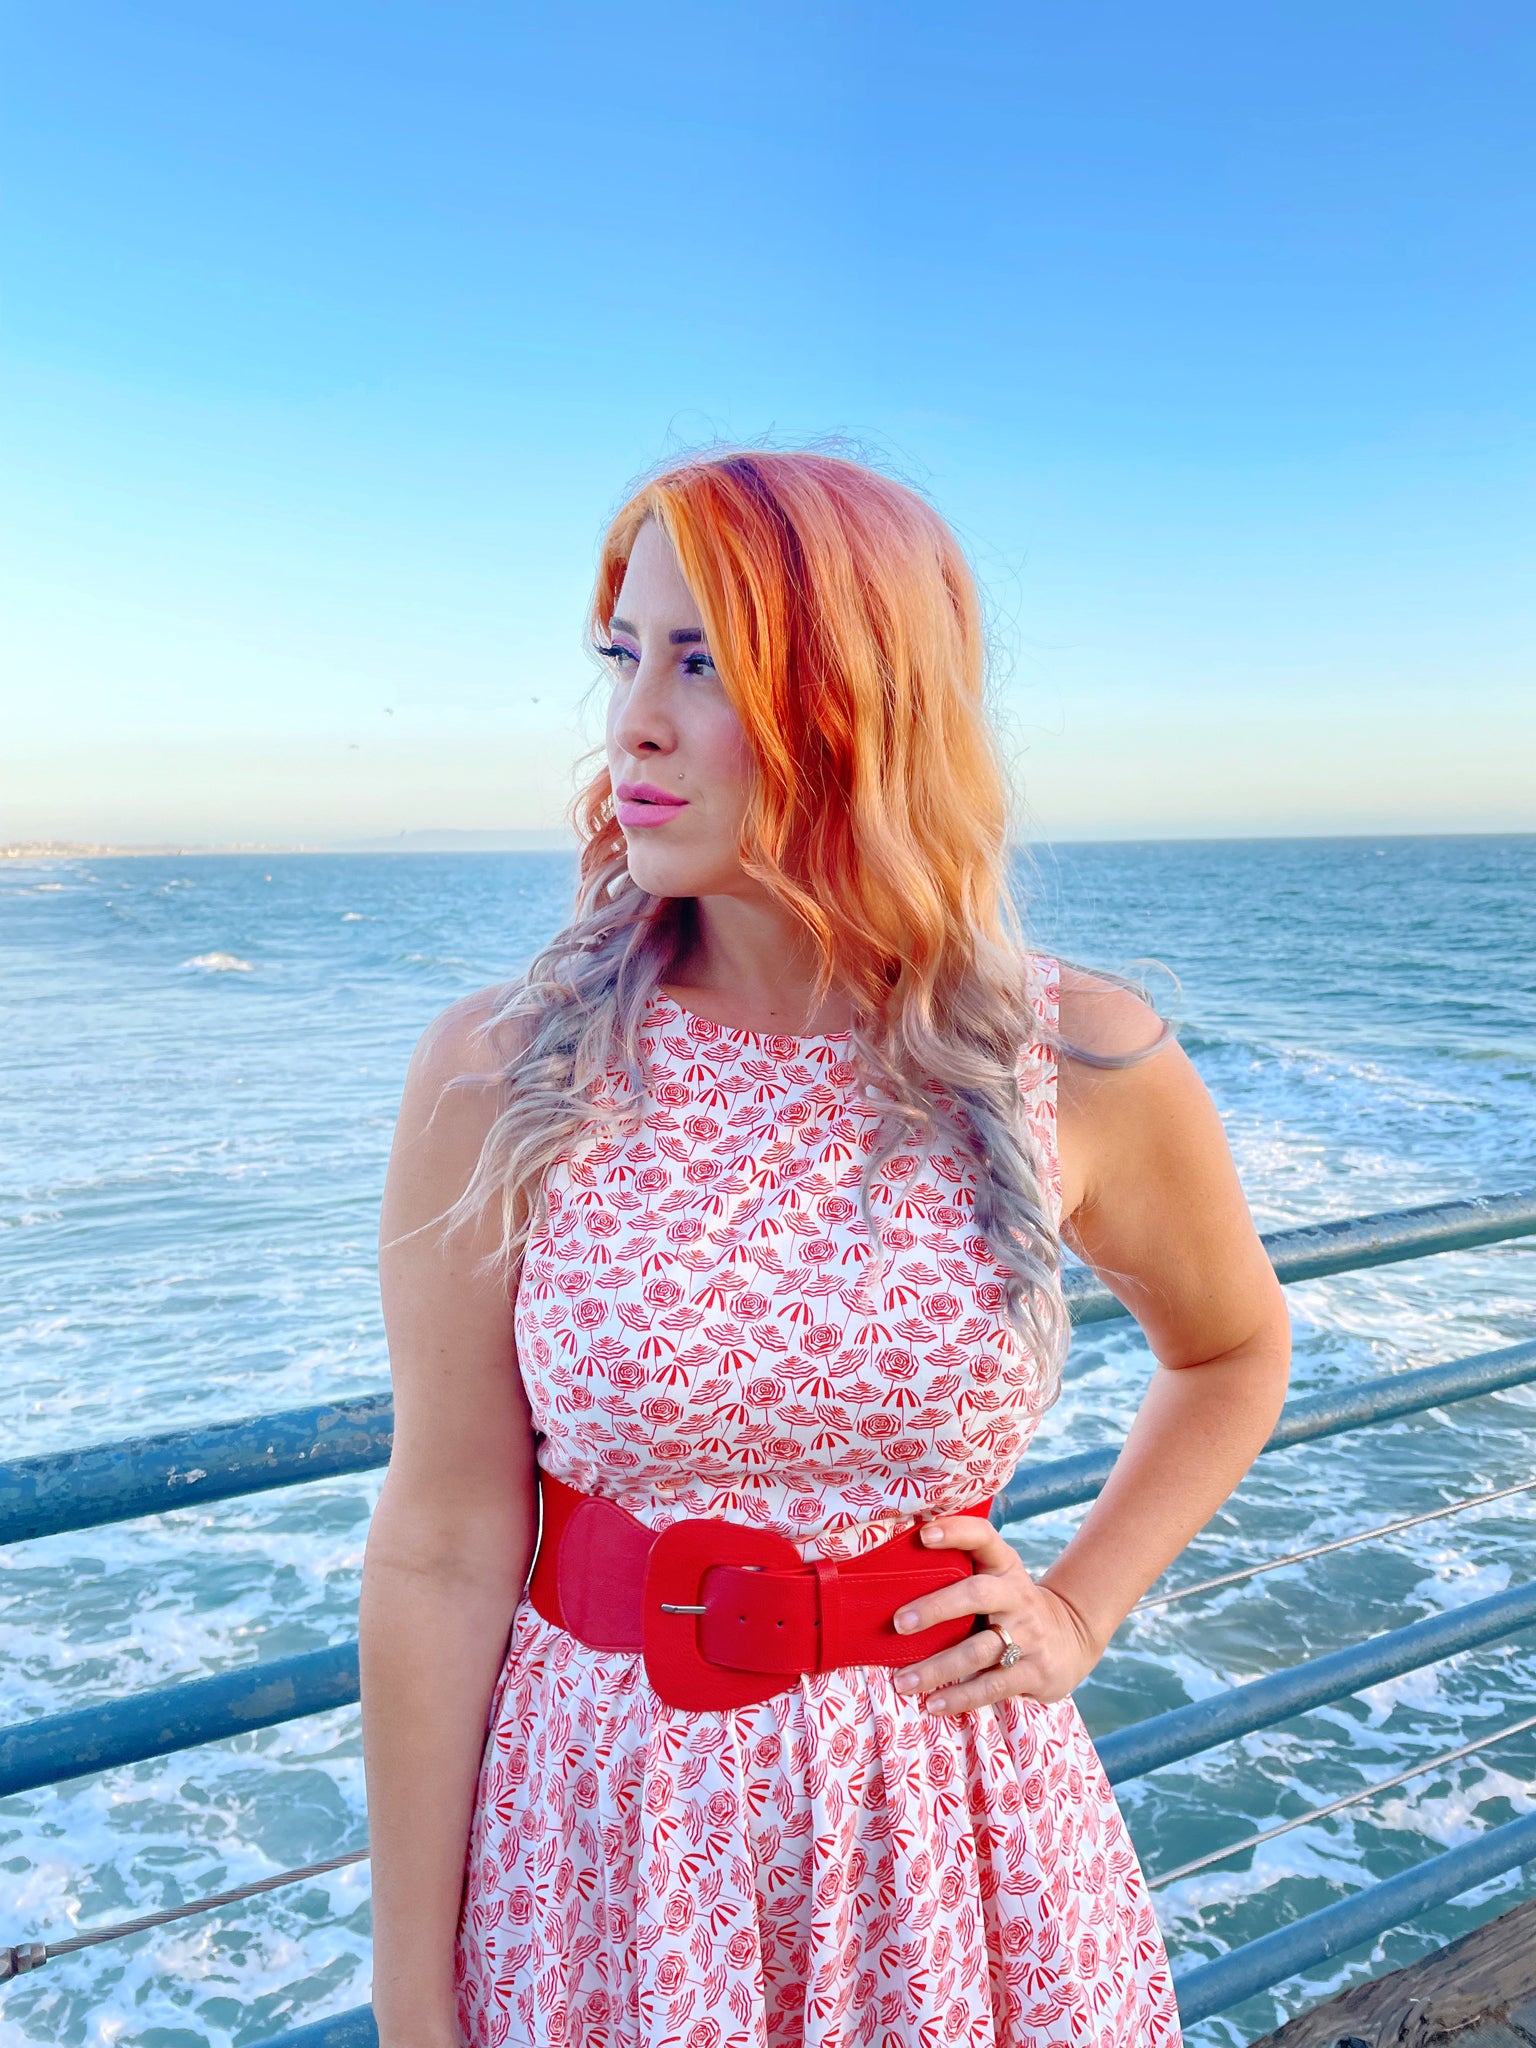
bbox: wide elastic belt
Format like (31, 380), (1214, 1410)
(528, 1467), (993, 1711)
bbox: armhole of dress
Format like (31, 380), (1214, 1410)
(1024, 952), (1064, 1231)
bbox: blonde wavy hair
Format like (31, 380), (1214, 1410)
(438, 447), (1073, 1406)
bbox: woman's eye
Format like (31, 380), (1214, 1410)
(683, 652), (717, 678)
(596, 642), (637, 671)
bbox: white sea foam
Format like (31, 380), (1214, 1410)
(182, 950), (254, 971)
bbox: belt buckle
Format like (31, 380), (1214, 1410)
(643, 1515), (805, 1711)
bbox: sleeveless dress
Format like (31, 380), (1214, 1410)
(455, 960), (1183, 2048)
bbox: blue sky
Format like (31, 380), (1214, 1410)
(2, 1), (1532, 844)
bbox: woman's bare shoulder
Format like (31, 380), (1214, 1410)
(1056, 963), (1170, 1066)
(408, 980), (533, 1087)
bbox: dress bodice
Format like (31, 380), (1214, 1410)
(512, 958), (1064, 1562)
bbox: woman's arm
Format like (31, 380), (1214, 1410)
(889, 969), (1292, 1710)
(362, 992), (539, 2048)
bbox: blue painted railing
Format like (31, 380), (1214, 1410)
(2, 1187), (1533, 2045)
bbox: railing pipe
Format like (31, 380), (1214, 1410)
(6, 1334), (1531, 1554)
(1096, 1578), (1536, 1785)
(998, 1338), (1536, 1522)
(3, 1192), (1531, 1549)
(0, 1645), (358, 1800)
(1170, 1807), (1536, 2024)
(0, 1394), (394, 1547)
(248, 2011), (377, 2048)
(6, 1578), (1531, 1804)
(1064, 1187), (1536, 1326)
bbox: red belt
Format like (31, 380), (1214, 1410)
(528, 1468), (992, 1712)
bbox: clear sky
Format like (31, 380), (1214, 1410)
(2, 2), (1532, 845)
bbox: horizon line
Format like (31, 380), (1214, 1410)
(6, 828), (1535, 862)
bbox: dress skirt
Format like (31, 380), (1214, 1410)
(454, 1602), (1183, 2048)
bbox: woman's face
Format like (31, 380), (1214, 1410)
(602, 517), (754, 899)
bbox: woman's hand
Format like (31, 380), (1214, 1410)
(889, 1513), (1102, 1713)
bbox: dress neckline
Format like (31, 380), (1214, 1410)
(651, 987), (853, 1046)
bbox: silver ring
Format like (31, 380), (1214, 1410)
(991, 1623), (1024, 1671)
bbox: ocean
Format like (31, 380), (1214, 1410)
(1, 836), (1532, 2047)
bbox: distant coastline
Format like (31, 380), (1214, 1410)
(2, 829), (580, 860)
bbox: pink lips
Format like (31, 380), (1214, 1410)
(616, 780), (689, 828)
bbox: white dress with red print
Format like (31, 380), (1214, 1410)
(454, 959), (1183, 2048)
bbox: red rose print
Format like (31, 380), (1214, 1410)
(572, 1299), (605, 1330)
(725, 1927), (756, 1970)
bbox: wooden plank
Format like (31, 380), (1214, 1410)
(1247, 1897), (1536, 2046)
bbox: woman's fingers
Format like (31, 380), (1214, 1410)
(917, 1513), (1021, 1574)
(894, 1515), (1033, 1637)
(887, 1515), (1074, 1711)
(894, 1566), (1013, 1638)
(892, 1625), (1011, 1697)
(919, 1657), (1041, 1716)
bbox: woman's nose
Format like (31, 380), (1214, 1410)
(610, 652), (681, 750)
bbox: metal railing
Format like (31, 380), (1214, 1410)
(1, 1187), (1533, 2045)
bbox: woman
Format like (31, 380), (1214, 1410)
(361, 450), (1291, 2048)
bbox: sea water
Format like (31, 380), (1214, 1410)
(1, 837), (1532, 2048)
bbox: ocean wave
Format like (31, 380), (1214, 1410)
(182, 951), (254, 972)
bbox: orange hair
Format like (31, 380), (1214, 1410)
(579, 449), (1015, 1035)
(440, 448), (1068, 1402)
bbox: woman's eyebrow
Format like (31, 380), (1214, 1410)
(607, 615), (706, 648)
